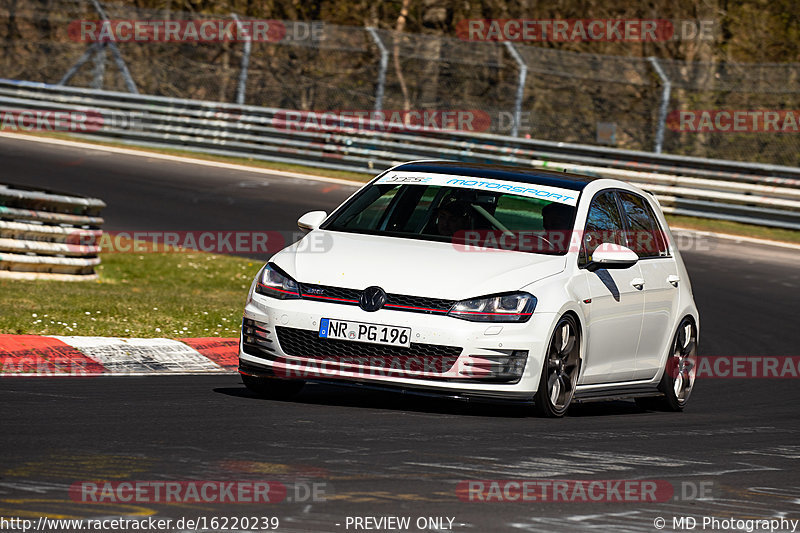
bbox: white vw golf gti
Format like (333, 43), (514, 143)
(239, 161), (699, 416)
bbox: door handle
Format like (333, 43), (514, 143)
(631, 278), (645, 290)
(667, 275), (680, 287)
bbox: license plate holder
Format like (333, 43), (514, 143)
(319, 318), (411, 348)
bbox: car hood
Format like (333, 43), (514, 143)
(270, 230), (567, 300)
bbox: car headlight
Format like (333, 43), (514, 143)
(448, 292), (536, 322)
(254, 263), (300, 299)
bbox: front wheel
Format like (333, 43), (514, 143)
(636, 317), (697, 412)
(534, 314), (581, 417)
(242, 374), (305, 400)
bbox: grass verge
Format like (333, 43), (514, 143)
(0, 251), (258, 338)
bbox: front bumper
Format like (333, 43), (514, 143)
(239, 292), (556, 399)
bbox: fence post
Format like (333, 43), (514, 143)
(91, 43), (106, 89)
(648, 56), (671, 154)
(232, 14), (251, 105)
(58, 43), (101, 86)
(88, 0), (138, 93)
(366, 27), (388, 112)
(503, 42), (527, 138)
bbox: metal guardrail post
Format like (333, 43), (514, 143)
(366, 27), (388, 113)
(649, 56), (671, 154)
(503, 42), (527, 138)
(232, 14), (252, 105)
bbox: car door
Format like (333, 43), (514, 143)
(575, 190), (645, 385)
(617, 191), (680, 380)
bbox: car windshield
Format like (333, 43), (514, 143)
(322, 180), (577, 255)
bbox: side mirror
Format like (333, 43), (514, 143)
(297, 211), (328, 233)
(586, 243), (639, 272)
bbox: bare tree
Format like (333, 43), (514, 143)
(392, 0), (412, 112)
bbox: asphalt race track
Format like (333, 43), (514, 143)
(1, 135), (799, 532)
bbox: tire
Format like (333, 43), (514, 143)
(636, 317), (697, 412)
(242, 374), (305, 400)
(534, 314), (581, 418)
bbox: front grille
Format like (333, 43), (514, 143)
(275, 326), (461, 373)
(298, 283), (360, 303)
(383, 294), (455, 314)
(298, 283), (455, 315)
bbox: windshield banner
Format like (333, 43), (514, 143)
(375, 172), (579, 205)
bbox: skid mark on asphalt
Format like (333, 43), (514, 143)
(734, 445), (800, 459)
(0, 481), (71, 495)
(3, 453), (153, 479)
(724, 484), (800, 508)
(0, 389), (86, 399)
(0, 453), (157, 517)
(406, 451), (711, 478)
(510, 493), (799, 533)
(325, 490), (449, 504)
(218, 459), (328, 478)
(0, 499), (155, 520)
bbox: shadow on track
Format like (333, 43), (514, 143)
(214, 381), (651, 419)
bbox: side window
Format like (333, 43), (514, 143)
(580, 191), (625, 265)
(618, 192), (669, 258)
(337, 185), (400, 230)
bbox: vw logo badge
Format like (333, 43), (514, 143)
(360, 286), (387, 312)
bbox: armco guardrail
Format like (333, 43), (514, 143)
(1, 78), (798, 231)
(0, 183), (105, 281)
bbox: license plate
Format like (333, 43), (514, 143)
(319, 318), (411, 348)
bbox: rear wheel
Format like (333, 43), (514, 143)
(636, 317), (697, 412)
(242, 374), (305, 400)
(534, 315), (581, 417)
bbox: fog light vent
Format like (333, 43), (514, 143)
(459, 350), (528, 383)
